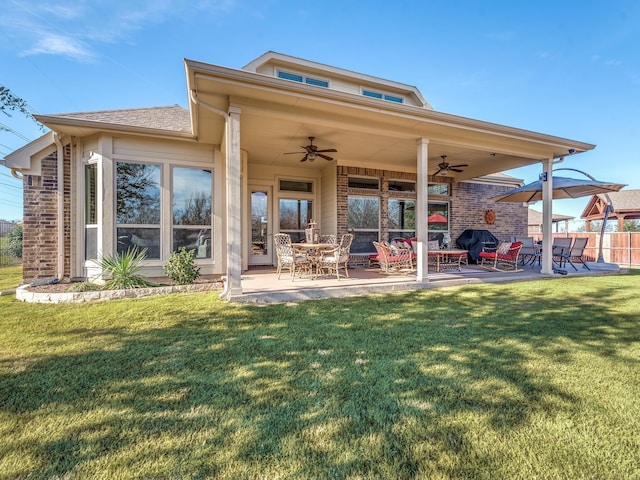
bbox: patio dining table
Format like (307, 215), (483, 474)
(292, 242), (337, 278)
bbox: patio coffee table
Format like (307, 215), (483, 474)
(430, 249), (468, 272)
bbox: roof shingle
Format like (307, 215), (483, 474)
(51, 105), (191, 133)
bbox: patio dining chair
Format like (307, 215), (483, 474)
(319, 234), (337, 244)
(516, 237), (539, 266)
(274, 233), (311, 281)
(551, 237), (573, 267)
(557, 237), (591, 270)
(317, 233), (353, 280)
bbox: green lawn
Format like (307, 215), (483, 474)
(0, 264), (22, 291)
(1, 272), (639, 479)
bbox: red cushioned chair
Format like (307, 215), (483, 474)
(479, 241), (523, 272)
(373, 241), (414, 273)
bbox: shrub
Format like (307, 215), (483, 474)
(5, 225), (22, 259)
(101, 248), (156, 289)
(164, 247), (200, 285)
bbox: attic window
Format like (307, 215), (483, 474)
(362, 89), (404, 104)
(277, 70), (329, 88)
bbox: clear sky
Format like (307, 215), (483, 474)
(1, 0), (639, 224)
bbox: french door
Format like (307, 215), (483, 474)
(249, 187), (272, 265)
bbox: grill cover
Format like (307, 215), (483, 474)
(455, 229), (499, 262)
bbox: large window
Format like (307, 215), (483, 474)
(84, 163), (98, 260)
(428, 202), (450, 232)
(348, 196), (379, 254)
(115, 162), (161, 259)
(172, 167), (212, 259)
(279, 199), (312, 243)
(389, 199), (415, 239)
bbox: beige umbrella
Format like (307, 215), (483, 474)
(492, 171), (626, 264)
(491, 176), (625, 203)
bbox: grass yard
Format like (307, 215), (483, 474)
(0, 264), (22, 291)
(1, 271), (639, 479)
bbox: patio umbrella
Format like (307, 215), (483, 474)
(491, 173), (626, 264)
(427, 213), (448, 223)
(491, 176), (625, 203)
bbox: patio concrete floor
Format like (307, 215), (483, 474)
(228, 262), (615, 303)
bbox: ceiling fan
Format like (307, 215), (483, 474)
(434, 155), (468, 175)
(284, 137), (337, 162)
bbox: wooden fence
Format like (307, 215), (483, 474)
(531, 232), (640, 267)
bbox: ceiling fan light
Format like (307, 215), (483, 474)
(307, 152), (317, 162)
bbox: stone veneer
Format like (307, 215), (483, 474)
(16, 282), (221, 304)
(22, 147), (71, 283)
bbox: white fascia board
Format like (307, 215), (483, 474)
(3, 131), (56, 175)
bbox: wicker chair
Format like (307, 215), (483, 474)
(317, 233), (353, 280)
(479, 241), (523, 272)
(373, 241), (414, 273)
(274, 233), (311, 281)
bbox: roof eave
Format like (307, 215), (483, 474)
(185, 58), (596, 157)
(34, 115), (197, 141)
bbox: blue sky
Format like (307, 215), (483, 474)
(1, 0), (639, 223)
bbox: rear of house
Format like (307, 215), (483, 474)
(1, 51), (595, 298)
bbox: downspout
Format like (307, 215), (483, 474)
(53, 132), (65, 281)
(188, 90), (230, 297)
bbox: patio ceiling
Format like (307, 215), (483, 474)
(186, 59), (596, 181)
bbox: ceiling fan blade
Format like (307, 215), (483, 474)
(449, 168), (464, 173)
(299, 155), (308, 162)
(316, 148), (337, 153)
(450, 164), (468, 168)
(317, 153), (334, 161)
(434, 167), (446, 176)
(284, 151), (306, 155)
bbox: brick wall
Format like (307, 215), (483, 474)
(451, 182), (528, 243)
(22, 146), (71, 282)
(336, 166), (528, 258)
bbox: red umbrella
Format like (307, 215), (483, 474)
(427, 213), (448, 223)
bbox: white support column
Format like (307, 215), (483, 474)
(415, 138), (429, 282)
(225, 106), (243, 297)
(541, 158), (554, 275)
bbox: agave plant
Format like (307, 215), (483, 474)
(100, 247), (156, 289)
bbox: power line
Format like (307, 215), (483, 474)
(0, 194), (22, 207)
(0, 181), (22, 190)
(0, 171), (22, 181)
(0, 123), (31, 142)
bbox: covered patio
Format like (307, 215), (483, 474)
(230, 263), (605, 303)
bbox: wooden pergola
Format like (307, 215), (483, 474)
(581, 190), (640, 231)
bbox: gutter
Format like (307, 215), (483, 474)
(53, 133), (65, 281)
(188, 90), (230, 298)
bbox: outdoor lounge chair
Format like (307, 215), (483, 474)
(274, 233), (311, 281)
(479, 241), (523, 272)
(557, 237), (591, 270)
(373, 241), (414, 273)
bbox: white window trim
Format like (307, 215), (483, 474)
(276, 69), (330, 88)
